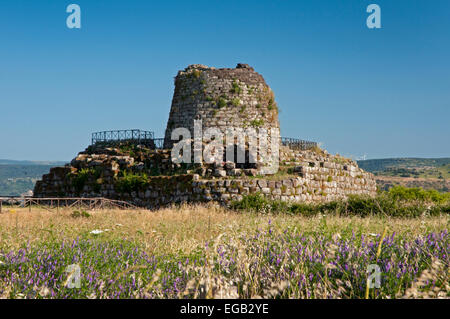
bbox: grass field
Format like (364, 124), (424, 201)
(0, 203), (448, 299)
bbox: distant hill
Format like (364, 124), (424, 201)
(0, 160), (67, 196)
(357, 158), (450, 192)
(357, 158), (450, 178)
(0, 159), (66, 166)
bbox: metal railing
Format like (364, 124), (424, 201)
(90, 130), (316, 152)
(153, 138), (165, 149)
(281, 137), (317, 151)
(91, 129), (155, 147)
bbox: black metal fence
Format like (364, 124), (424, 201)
(281, 137), (317, 151)
(153, 138), (165, 149)
(90, 130), (316, 151)
(91, 129), (155, 147)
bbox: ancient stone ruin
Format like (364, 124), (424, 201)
(164, 63), (280, 174)
(34, 64), (377, 207)
(164, 63), (279, 147)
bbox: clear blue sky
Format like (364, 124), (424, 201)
(0, 0), (449, 161)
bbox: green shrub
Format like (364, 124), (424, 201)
(191, 69), (201, 78)
(230, 80), (242, 94)
(71, 210), (90, 218)
(115, 171), (149, 193)
(217, 97), (227, 108)
(267, 96), (278, 111)
(230, 194), (272, 213)
(289, 203), (320, 216)
(231, 189), (450, 217)
(250, 119), (264, 128)
(119, 143), (140, 156)
(345, 195), (382, 217)
(270, 200), (290, 213)
(432, 203), (450, 215)
(388, 186), (450, 204)
(70, 168), (100, 193)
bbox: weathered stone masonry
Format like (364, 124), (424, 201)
(164, 63), (280, 148)
(164, 63), (280, 173)
(34, 64), (377, 207)
(34, 144), (376, 207)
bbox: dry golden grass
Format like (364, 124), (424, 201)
(0, 203), (448, 255)
(0, 204), (448, 299)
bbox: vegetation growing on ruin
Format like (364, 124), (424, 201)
(309, 144), (328, 157)
(249, 119), (264, 128)
(267, 99), (277, 111)
(118, 143), (142, 158)
(115, 171), (150, 193)
(217, 96), (227, 108)
(256, 87), (278, 113)
(230, 80), (242, 94)
(231, 97), (240, 106)
(69, 168), (101, 193)
(190, 69), (202, 78)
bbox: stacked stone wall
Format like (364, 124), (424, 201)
(34, 146), (377, 208)
(164, 63), (279, 146)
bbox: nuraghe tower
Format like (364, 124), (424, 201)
(34, 64), (377, 207)
(164, 63), (280, 174)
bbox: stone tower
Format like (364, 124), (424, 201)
(163, 63), (280, 172)
(34, 63), (377, 205)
